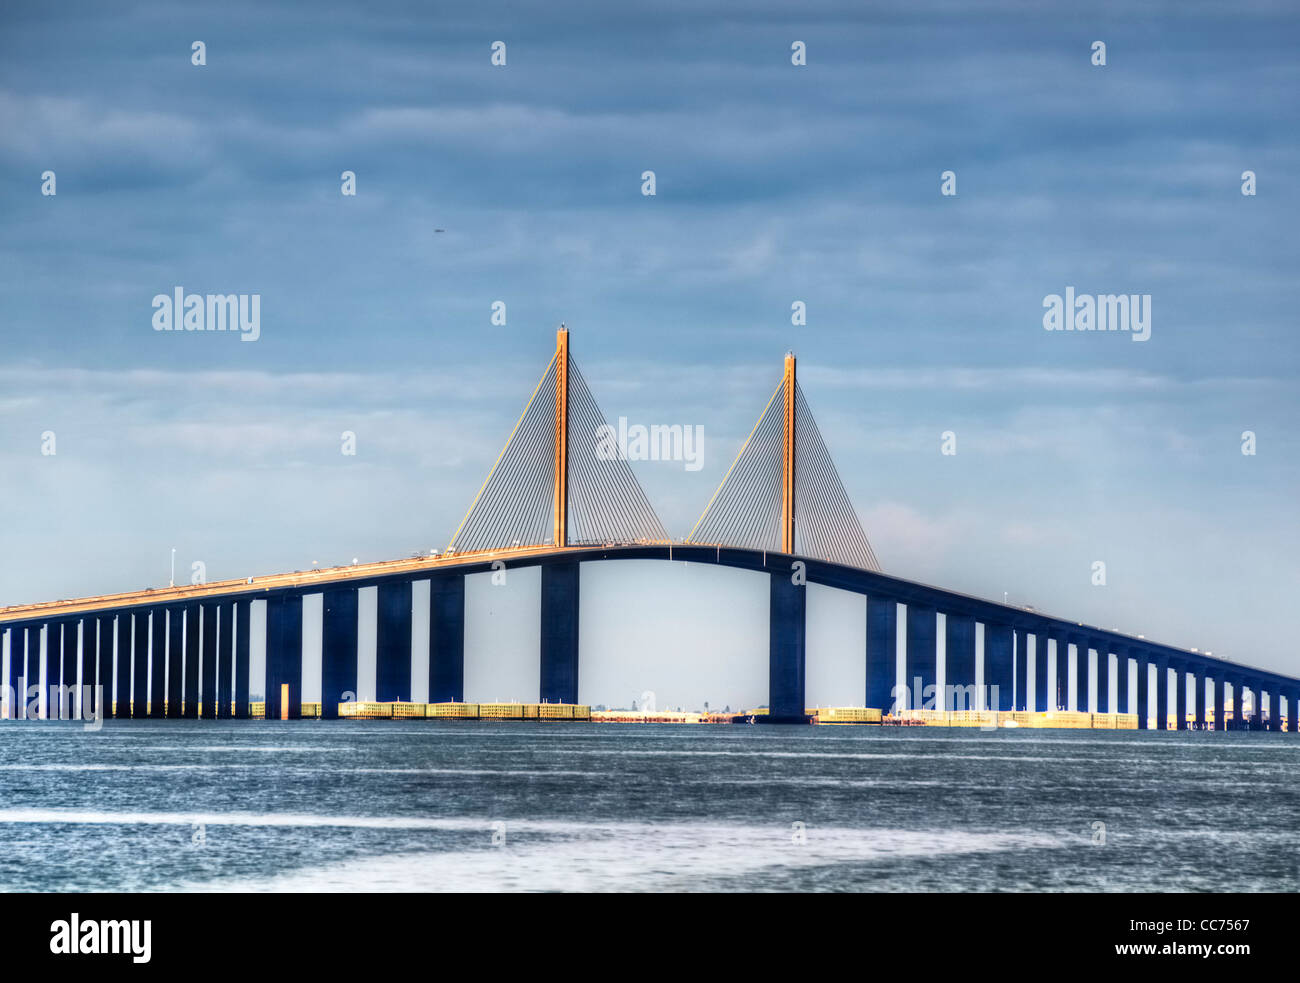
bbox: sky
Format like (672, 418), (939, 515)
(1, 0), (1298, 709)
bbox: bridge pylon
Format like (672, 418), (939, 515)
(446, 327), (669, 554)
(686, 352), (880, 571)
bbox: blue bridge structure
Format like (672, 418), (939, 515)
(1, 328), (1294, 729)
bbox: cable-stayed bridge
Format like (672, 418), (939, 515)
(1, 328), (1295, 728)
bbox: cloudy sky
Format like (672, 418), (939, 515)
(1, 0), (1297, 707)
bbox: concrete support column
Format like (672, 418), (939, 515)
(1013, 627), (1029, 712)
(183, 603), (200, 718)
(1194, 673), (1207, 730)
(1135, 651), (1149, 729)
(984, 624), (1013, 711)
(58, 621), (75, 719)
(7, 625), (26, 719)
(1258, 688), (1270, 731)
(428, 574), (465, 704)
(321, 587), (359, 718)
(905, 606), (937, 712)
(199, 602), (218, 718)
(166, 608), (184, 717)
(233, 600), (251, 718)
(1072, 635), (1088, 713)
(1155, 657), (1169, 730)
(149, 610), (165, 718)
(265, 594), (303, 720)
(866, 597), (897, 712)
(766, 569), (806, 721)
(540, 562), (581, 706)
(944, 614), (976, 711)
(111, 618), (129, 717)
(1212, 675), (1225, 732)
(1053, 633), (1069, 712)
(375, 580), (413, 704)
(126, 614), (144, 719)
(75, 619), (93, 721)
(216, 602), (234, 718)
(1035, 633), (1050, 712)
(1095, 640), (1110, 714)
(1173, 661), (1187, 732)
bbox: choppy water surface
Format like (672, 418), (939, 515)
(0, 721), (1296, 891)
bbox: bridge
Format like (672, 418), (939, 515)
(1, 328), (1295, 729)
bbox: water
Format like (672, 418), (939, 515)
(0, 721), (1296, 892)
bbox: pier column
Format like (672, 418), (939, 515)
(1072, 635), (1089, 713)
(75, 619), (92, 721)
(199, 602), (218, 718)
(130, 612), (148, 719)
(375, 580), (413, 704)
(1194, 672), (1207, 730)
(6, 625), (24, 718)
(321, 587), (359, 718)
(905, 606), (936, 712)
(1154, 657), (1169, 730)
(166, 608), (183, 717)
(149, 610), (165, 718)
(182, 603), (199, 718)
(1212, 675), (1225, 731)
(265, 594), (303, 720)
(111, 617), (129, 719)
(944, 614), (976, 711)
(216, 602), (234, 718)
(1173, 661), (1187, 731)
(1095, 640), (1110, 714)
(50, 621), (67, 719)
(1258, 688), (1270, 731)
(1013, 627), (1029, 711)
(540, 562), (581, 706)
(1035, 633), (1050, 711)
(1053, 633), (1070, 712)
(767, 570), (807, 721)
(866, 597), (897, 712)
(428, 574), (465, 704)
(234, 600), (251, 718)
(985, 623), (1013, 711)
(94, 614), (112, 720)
(1135, 651), (1149, 729)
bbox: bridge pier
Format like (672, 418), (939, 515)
(234, 599), (251, 718)
(985, 623), (1013, 711)
(1095, 640), (1110, 714)
(265, 594), (303, 720)
(1174, 662), (1187, 731)
(1212, 675), (1224, 731)
(199, 603), (218, 718)
(1035, 634), (1050, 711)
(1013, 627), (1029, 711)
(429, 574), (465, 704)
(113, 615), (131, 720)
(1155, 657), (1169, 730)
(766, 570), (806, 721)
(1258, 688), (1270, 730)
(376, 580), (413, 704)
(945, 614), (975, 711)
(217, 602), (234, 718)
(1194, 672), (1206, 730)
(866, 597), (897, 712)
(321, 587), (359, 718)
(905, 605), (936, 712)
(182, 603), (199, 718)
(130, 612), (148, 719)
(6, 625), (24, 718)
(1134, 651), (1149, 729)
(149, 610), (165, 718)
(540, 562), (580, 705)
(1072, 636), (1088, 713)
(1053, 633), (1069, 712)
(166, 608), (183, 717)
